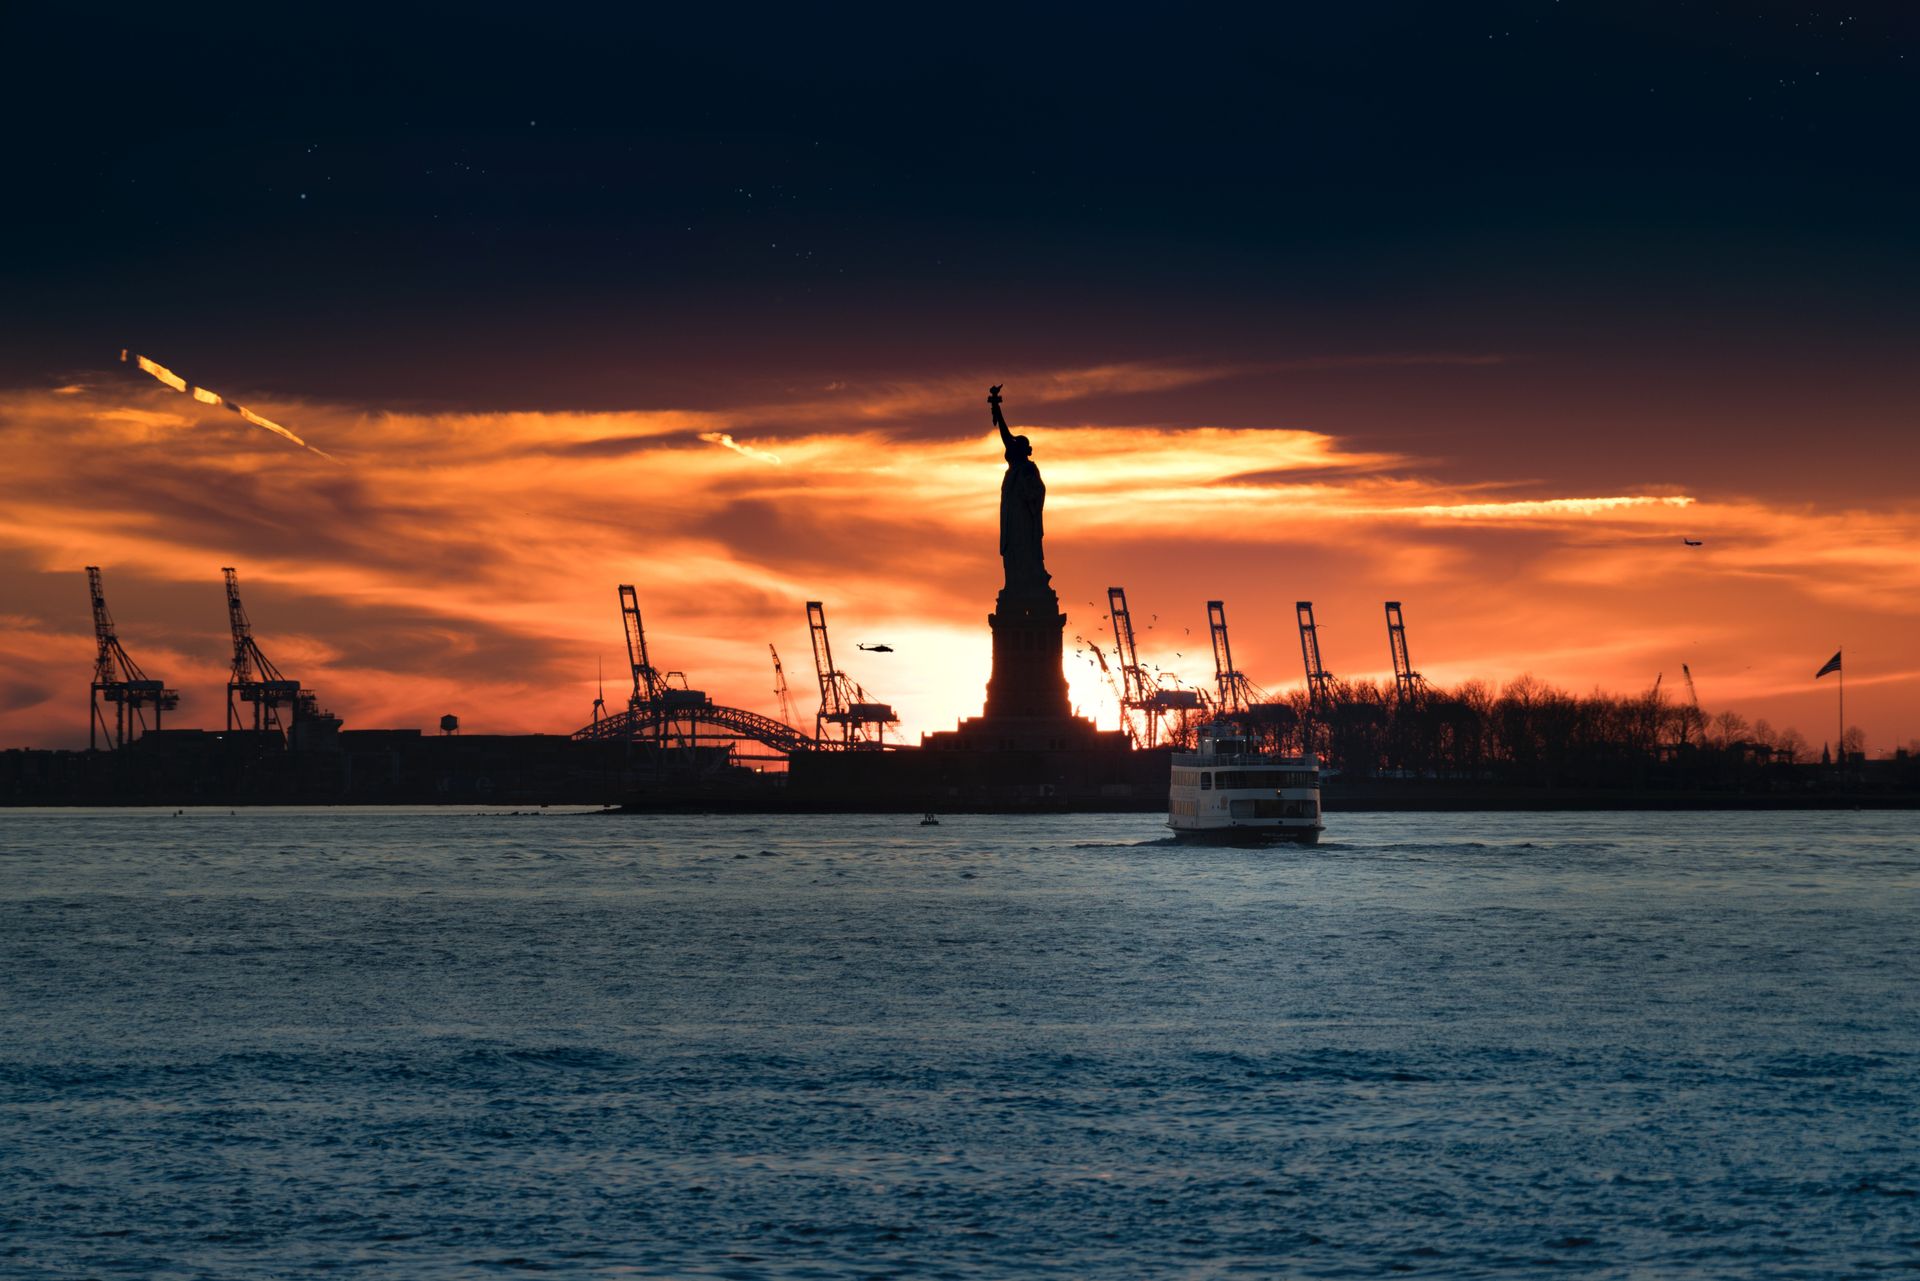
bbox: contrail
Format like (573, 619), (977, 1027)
(1387, 495), (1694, 519)
(120, 350), (337, 462)
(698, 431), (781, 465)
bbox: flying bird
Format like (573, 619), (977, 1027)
(857, 643), (893, 653)
(1683, 537), (1704, 546)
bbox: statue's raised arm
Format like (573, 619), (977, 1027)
(990, 385), (1016, 453)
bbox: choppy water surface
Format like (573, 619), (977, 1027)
(3, 809), (1918, 1278)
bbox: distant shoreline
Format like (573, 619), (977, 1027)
(6, 791), (1919, 814)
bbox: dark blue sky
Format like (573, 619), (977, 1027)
(4, 4), (1914, 418)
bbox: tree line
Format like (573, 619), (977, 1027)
(1191, 675), (1870, 787)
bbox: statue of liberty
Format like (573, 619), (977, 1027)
(990, 385), (1051, 595)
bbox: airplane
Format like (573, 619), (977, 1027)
(857, 643), (894, 653)
(1683, 537), (1704, 546)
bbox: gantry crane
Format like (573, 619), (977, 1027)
(616, 584), (711, 747)
(86, 566), (178, 750)
(1108, 587), (1148, 714)
(223, 567), (315, 733)
(1206, 599), (1295, 749)
(574, 587), (809, 762)
(1207, 600), (1255, 715)
(1107, 586), (1201, 747)
(619, 584), (667, 710)
(806, 601), (896, 748)
(1296, 601), (1334, 710)
(1384, 601), (1421, 704)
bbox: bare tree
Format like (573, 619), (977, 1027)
(1712, 710), (1751, 749)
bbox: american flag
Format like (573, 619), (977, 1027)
(1815, 650), (1842, 679)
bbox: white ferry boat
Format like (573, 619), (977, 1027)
(1168, 723), (1323, 844)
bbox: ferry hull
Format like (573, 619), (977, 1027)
(1169, 823), (1322, 846)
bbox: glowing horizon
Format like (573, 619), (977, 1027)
(0, 358), (1914, 757)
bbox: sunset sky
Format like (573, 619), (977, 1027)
(2, 8), (1915, 752)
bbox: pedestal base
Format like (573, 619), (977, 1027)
(919, 585), (1126, 753)
(983, 587), (1072, 722)
(922, 713), (1128, 753)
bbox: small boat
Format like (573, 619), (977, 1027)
(1168, 722), (1322, 844)
(919, 813), (941, 826)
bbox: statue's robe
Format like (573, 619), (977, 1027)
(1000, 454), (1050, 594)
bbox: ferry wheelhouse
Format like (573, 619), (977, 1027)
(1168, 723), (1323, 843)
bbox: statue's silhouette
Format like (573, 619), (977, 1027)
(916, 384), (1130, 750)
(990, 385), (1050, 594)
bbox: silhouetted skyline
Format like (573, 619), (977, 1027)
(0, 7), (1915, 750)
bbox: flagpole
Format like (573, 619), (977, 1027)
(1838, 647), (1845, 765)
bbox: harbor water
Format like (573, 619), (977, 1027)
(3, 808), (1917, 1277)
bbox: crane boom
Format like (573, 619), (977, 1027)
(807, 601), (842, 723)
(86, 566), (117, 684)
(618, 584), (664, 707)
(1107, 587), (1145, 705)
(1207, 600), (1244, 714)
(1297, 601), (1332, 709)
(770, 644), (796, 727)
(1384, 600), (1419, 703)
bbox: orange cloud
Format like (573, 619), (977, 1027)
(1, 364), (1916, 757)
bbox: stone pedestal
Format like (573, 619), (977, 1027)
(921, 585), (1129, 755)
(983, 587), (1071, 721)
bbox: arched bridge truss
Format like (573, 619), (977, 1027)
(572, 702), (818, 758)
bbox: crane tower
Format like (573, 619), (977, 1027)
(86, 566), (178, 750)
(806, 601), (896, 748)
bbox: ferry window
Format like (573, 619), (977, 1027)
(1200, 772), (1212, 790)
(1228, 769), (1317, 789)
